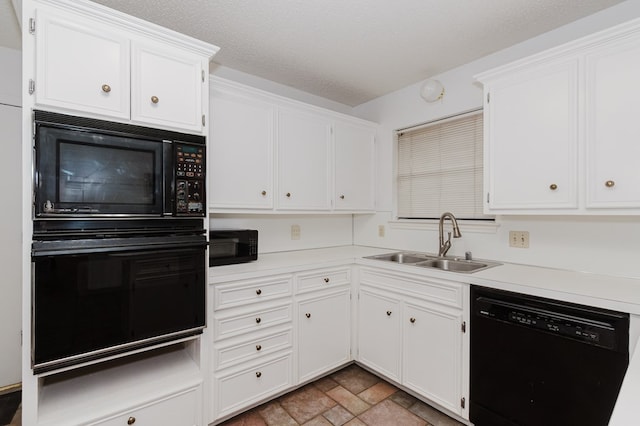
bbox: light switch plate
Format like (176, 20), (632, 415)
(509, 231), (529, 248)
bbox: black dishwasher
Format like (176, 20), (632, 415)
(470, 286), (629, 426)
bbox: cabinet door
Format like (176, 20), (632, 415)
(209, 87), (275, 209)
(403, 302), (464, 416)
(35, 8), (130, 119)
(334, 121), (375, 211)
(278, 108), (331, 210)
(585, 34), (640, 208)
(131, 42), (204, 132)
(485, 59), (579, 211)
(298, 289), (351, 382)
(357, 289), (401, 382)
(90, 387), (199, 426)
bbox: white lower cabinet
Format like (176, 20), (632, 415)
(357, 267), (469, 420)
(210, 266), (353, 423)
(357, 288), (402, 382)
(214, 352), (293, 419)
(90, 387), (200, 426)
(210, 274), (295, 422)
(210, 264), (469, 423)
(403, 302), (464, 416)
(298, 289), (351, 382)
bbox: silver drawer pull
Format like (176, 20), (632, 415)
(255, 317), (261, 324)
(256, 371), (262, 378)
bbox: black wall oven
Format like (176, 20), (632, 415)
(31, 111), (209, 374)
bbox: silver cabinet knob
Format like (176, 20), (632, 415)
(605, 180), (615, 188)
(151, 95), (159, 104)
(101, 84), (111, 93)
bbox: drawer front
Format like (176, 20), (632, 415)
(360, 267), (463, 309)
(90, 387), (199, 426)
(215, 353), (293, 418)
(214, 303), (292, 340)
(215, 327), (293, 370)
(214, 275), (293, 310)
(296, 268), (351, 294)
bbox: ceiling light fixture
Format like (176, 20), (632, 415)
(420, 79), (445, 102)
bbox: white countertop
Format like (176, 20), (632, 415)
(211, 245), (640, 314)
(208, 244), (640, 425)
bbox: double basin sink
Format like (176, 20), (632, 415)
(364, 252), (500, 273)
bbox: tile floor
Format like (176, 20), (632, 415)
(219, 364), (464, 426)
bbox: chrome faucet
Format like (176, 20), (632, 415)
(438, 212), (462, 257)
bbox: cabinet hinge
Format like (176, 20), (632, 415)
(201, 69), (205, 83)
(202, 114), (206, 126)
(486, 92), (490, 103)
(28, 79), (35, 95)
(29, 18), (36, 34)
(461, 321), (466, 333)
(461, 397), (466, 409)
(486, 192), (490, 204)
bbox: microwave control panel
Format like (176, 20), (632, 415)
(175, 142), (206, 216)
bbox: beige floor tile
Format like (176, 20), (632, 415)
(331, 365), (380, 394)
(387, 390), (418, 408)
(408, 400), (464, 426)
(326, 386), (370, 416)
(358, 399), (427, 426)
(257, 401), (298, 426)
(357, 381), (397, 405)
(314, 376), (340, 392)
(280, 385), (337, 424)
(322, 404), (355, 425)
(219, 409), (267, 426)
(303, 415), (334, 426)
(343, 418), (367, 426)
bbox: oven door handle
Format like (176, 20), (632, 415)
(32, 238), (208, 257)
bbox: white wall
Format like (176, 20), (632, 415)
(0, 46), (22, 388)
(209, 214), (353, 253)
(352, 1), (640, 279)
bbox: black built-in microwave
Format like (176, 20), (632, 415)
(209, 229), (258, 266)
(33, 110), (206, 218)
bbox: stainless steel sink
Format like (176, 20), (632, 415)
(365, 252), (437, 264)
(365, 251), (500, 273)
(415, 258), (491, 273)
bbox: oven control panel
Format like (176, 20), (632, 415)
(175, 142), (206, 216)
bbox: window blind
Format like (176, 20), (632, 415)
(397, 111), (489, 219)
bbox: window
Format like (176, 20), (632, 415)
(397, 110), (490, 220)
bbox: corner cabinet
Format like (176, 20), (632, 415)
(477, 18), (640, 215)
(32, 1), (217, 134)
(209, 77), (377, 213)
(357, 267), (469, 420)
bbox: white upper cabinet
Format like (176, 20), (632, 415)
(477, 19), (640, 215)
(131, 42), (205, 132)
(36, 8), (130, 119)
(208, 77), (377, 213)
(585, 34), (640, 209)
(210, 84), (275, 210)
(31, 1), (217, 134)
(277, 108), (332, 211)
(334, 121), (376, 211)
(484, 59), (579, 211)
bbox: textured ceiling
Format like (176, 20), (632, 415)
(0, 0), (625, 106)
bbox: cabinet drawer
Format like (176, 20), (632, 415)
(214, 303), (292, 340)
(296, 268), (350, 294)
(213, 275), (293, 310)
(215, 353), (293, 418)
(360, 268), (463, 309)
(90, 387), (199, 426)
(214, 327), (292, 370)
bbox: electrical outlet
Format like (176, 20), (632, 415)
(378, 225), (385, 237)
(291, 224), (301, 240)
(509, 231), (530, 248)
